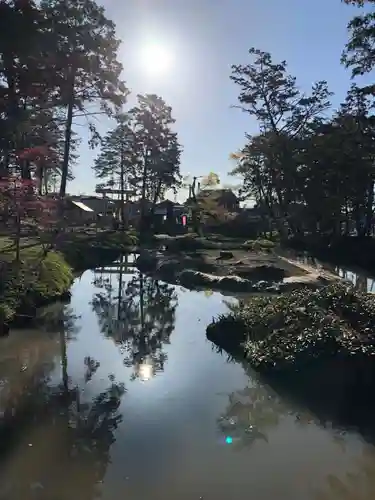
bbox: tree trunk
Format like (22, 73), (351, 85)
(60, 67), (76, 198)
(120, 144), (126, 230)
(60, 330), (69, 394)
(191, 177), (203, 236)
(117, 255), (123, 320)
(365, 181), (374, 236)
(15, 210), (20, 263)
(44, 169), (49, 195)
(139, 151), (149, 235)
(151, 179), (162, 216)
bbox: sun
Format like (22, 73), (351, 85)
(139, 43), (173, 76)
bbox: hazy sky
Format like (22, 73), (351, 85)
(71, 0), (364, 196)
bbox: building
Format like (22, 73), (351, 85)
(154, 200), (185, 217)
(64, 199), (95, 224)
(72, 195), (117, 217)
(123, 200), (152, 222)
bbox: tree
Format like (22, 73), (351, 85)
(93, 114), (137, 226)
(342, 0), (375, 82)
(182, 171), (221, 234)
(230, 48), (332, 238)
(0, 175), (59, 260)
(0, 0), (56, 180)
(231, 76), (375, 240)
(200, 171), (220, 190)
(94, 95), (181, 232)
(39, 0), (128, 196)
(128, 94), (181, 230)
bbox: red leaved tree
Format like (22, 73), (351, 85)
(0, 146), (60, 261)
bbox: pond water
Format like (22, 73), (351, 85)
(1, 256), (375, 499)
(285, 250), (375, 293)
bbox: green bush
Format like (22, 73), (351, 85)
(244, 238), (276, 251)
(0, 251), (73, 323)
(26, 251), (73, 300)
(207, 283), (375, 371)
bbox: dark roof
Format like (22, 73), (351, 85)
(197, 188), (238, 200)
(71, 196), (116, 213)
(156, 200), (183, 209)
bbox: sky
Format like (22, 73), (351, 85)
(70, 0), (367, 198)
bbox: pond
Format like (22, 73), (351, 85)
(282, 248), (375, 293)
(1, 255), (375, 499)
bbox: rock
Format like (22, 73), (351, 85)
(255, 280), (268, 288)
(282, 273), (330, 291)
(136, 250), (160, 271)
(265, 283), (281, 293)
(154, 234), (173, 240)
(156, 258), (184, 279)
(238, 265), (286, 282)
(179, 270), (220, 288)
(179, 270), (253, 292)
(218, 275), (250, 292)
(216, 251), (234, 261)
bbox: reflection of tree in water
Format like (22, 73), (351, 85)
(0, 303), (126, 500)
(0, 301), (79, 424)
(0, 363), (125, 499)
(37, 300), (81, 392)
(217, 383), (283, 450)
(216, 359), (324, 450)
(0, 377), (126, 499)
(314, 444), (375, 500)
(92, 264), (178, 380)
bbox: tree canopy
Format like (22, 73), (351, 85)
(230, 2), (375, 241)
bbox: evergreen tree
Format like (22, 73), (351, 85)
(129, 94), (182, 225)
(39, 0), (128, 196)
(342, 0), (375, 81)
(93, 114), (138, 224)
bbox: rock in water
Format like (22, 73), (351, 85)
(216, 251), (234, 261)
(136, 250), (160, 271)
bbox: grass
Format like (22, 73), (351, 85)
(206, 282), (375, 372)
(0, 236), (41, 256)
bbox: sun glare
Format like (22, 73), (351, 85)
(139, 43), (173, 76)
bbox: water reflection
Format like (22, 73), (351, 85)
(91, 257), (178, 380)
(0, 374), (125, 500)
(314, 445), (375, 499)
(0, 301), (126, 500)
(218, 386), (272, 449)
(289, 251), (375, 293)
(5, 259), (375, 498)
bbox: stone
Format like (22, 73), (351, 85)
(179, 270), (220, 288)
(216, 251), (234, 260)
(136, 250), (160, 271)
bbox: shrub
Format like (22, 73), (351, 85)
(244, 238), (276, 251)
(0, 250), (73, 323)
(207, 283), (375, 371)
